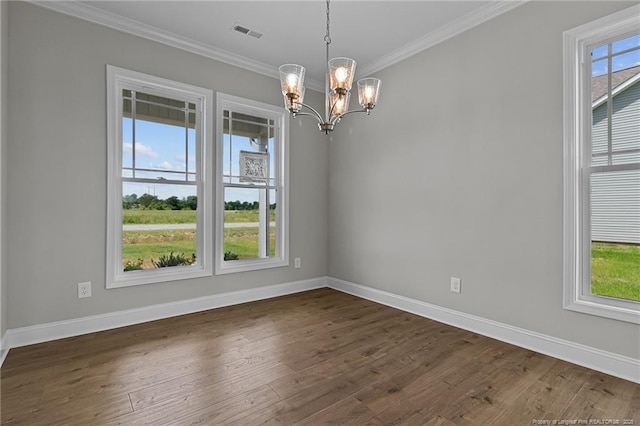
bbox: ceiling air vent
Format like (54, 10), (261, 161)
(232, 23), (263, 39)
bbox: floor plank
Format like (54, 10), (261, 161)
(1, 288), (637, 425)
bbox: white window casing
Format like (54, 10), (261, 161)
(562, 5), (640, 323)
(106, 65), (213, 288)
(215, 93), (289, 275)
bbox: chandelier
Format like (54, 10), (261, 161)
(278, 0), (381, 134)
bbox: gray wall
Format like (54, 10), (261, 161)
(0, 0), (7, 349)
(329, 1), (639, 359)
(6, 2), (328, 328)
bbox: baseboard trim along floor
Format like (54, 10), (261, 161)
(2, 275), (638, 383)
(326, 277), (639, 384)
(4, 277), (326, 351)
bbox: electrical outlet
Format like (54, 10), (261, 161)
(78, 281), (92, 298)
(450, 277), (461, 294)
(294, 257), (301, 269)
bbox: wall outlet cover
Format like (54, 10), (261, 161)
(450, 277), (461, 294)
(78, 281), (92, 298)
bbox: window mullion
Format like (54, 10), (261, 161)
(132, 90), (137, 179)
(606, 43), (613, 166)
(184, 101), (188, 182)
(587, 163), (640, 174)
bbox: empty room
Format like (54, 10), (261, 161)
(0, 1), (638, 424)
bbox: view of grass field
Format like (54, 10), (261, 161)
(122, 209), (276, 269)
(123, 209), (274, 224)
(123, 229), (196, 269)
(591, 243), (640, 302)
(122, 211), (638, 304)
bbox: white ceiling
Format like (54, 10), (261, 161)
(36, 1), (524, 91)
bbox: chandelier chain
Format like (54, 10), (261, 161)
(324, 0), (331, 45)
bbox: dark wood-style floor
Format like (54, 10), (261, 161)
(1, 288), (638, 425)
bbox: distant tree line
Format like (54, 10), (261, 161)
(123, 193), (197, 210)
(123, 194), (275, 210)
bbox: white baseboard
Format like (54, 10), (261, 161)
(5, 277), (326, 350)
(0, 332), (7, 368)
(327, 277), (640, 384)
(3, 276), (638, 384)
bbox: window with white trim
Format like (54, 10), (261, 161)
(563, 6), (640, 323)
(106, 66), (213, 288)
(215, 93), (289, 274)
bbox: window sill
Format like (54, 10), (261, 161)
(107, 266), (212, 289)
(215, 258), (288, 275)
(564, 295), (640, 324)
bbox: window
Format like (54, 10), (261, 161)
(563, 6), (640, 323)
(106, 66), (213, 288)
(215, 93), (289, 274)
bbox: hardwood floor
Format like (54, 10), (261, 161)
(1, 288), (638, 425)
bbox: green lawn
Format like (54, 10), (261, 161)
(122, 222), (275, 270)
(223, 227), (276, 259)
(123, 209), (275, 224)
(123, 209), (196, 224)
(591, 243), (640, 302)
(123, 230), (197, 269)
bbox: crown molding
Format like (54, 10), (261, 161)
(27, 1), (525, 92)
(26, 1), (289, 84)
(357, 0), (528, 79)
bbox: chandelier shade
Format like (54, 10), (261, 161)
(278, 0), (381, 134)
(279, 64), (305, 99)
(328, 57), (356, 93)
(357, 78), (381, 110)
(330, 90), (350, 117)
(282, 86), (305, 114)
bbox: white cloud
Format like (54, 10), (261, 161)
(158, 161), (173, 170)
(123, 142), (160, 159)
(175, 154), (196, 164)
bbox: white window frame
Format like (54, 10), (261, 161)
(562, 5), (640, 323)
(106, 65), (213, 288)
(215, 93), (289, 275)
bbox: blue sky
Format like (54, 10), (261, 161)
(123, 118), (276, 203)
(591, 33), (640, 77)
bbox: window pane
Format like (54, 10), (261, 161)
(187, 113), (196, 178)
(133, 102), (187, 174)
(123, 90), (196, 182)
(591, 102), (608, 162)
(223, 110), (275, 184)
(612, 34), (640, 54)
(590, 170), (640, 302)
(590, 31), (640, 167)
(231, 111), (269, 126)
(592, 58), (608, 79)
(591, 45), (609, 62)
(122, 114), (133, 170)
(612, 49), (640, 73)
(223, 187), (276, 261)
(611, 78), (640, 165)
(122, 182), (197, 271)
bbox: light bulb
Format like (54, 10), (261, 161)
(335, 67), (348, 84)
(286, 74), (298, 93)
(364, 86), (374, 103)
